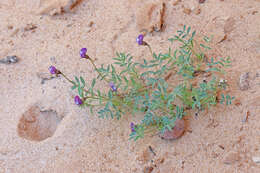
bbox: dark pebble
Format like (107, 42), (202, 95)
(0, 55), (19, 64)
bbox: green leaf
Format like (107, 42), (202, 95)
(71, 85), (77, 90)
(200, 44), (211, 50)
(75, 76), (80, 85)
(91, 78), (96, 88)
(78, 87), (83, 98)
(80, 76), (85, 87)
(206, 67), (221, 72)
(187, 26), (191, 34)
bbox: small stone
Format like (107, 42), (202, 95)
(143, 166), (153, 173)
(7, 25), (13, 30)
(0, 55), (19, 64)
(224, 17), (236, 34)
(252, 157), (260, 163)
(38, 0), (82, 15)
(17, 105), (61, 141)
(239, 72), (250, 90)
(136, 2), (165, 32)
(199, 0), (206, 3)
(160, 118), (185, 140)
(137, 148), (152, 164)
(234, 99), (242, 106)
(223, 152), (241, 164)
(23, 23), (37, 32)
(183, 8), (191, 15)
(194, 7), (201, 15)
(173, 0), (181, 6)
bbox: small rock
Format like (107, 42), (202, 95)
(239, 72), (250, 90)
(160, 118), (185, 140)
(194, 7), (201, 15)
(137, 148), (152, 164)
(224, 17), (236, 34)
(17, 105), (62, 141)
(38, 0), (82, 15)
(234, 99), (242, 106)
(143, 166), (153, 173)
(0, 55), (19, 64)
(252, 157), (260, 163)
(199, 0), (206, 3)
(252, 11), (258, 15)
(136, 1), (165, 33)
(223, 152), (241, 164)
(183, 7), (191, 15)
(173, 0), (181, 6)
(23, 23), (37, 32)
(7, 25), (13, 30)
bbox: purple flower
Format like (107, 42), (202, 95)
(74, 96), (83, 105)
(109, 82), (117, 92)
(136, 34), (144, 45)
(130, 122), (136, 132)
(80, 48), (87, 58)
(49, 65), (58, 74)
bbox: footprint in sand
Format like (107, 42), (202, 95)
(17, 104), (63, 141)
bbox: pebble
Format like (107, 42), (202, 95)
(143, 166), (153, 173)
(239, 72), (250, 90)
(17, 105), (61, 141)
(23, 23), (37, 32)
(173, 0), (181, 6)
(183, 8), (192, 15)
(159, 118), (185, 140)
(223, 152), (241, 164)
(252, 157), (260, 163)
(194, 7), (201, 15)
(199, 0), (206, 3)
(38, 0), (82, 15)
(136, 2), (165, 33)
(224, 17), (236, 34)
(0, 55), (19, 64)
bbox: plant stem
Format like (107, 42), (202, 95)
(60, 72), (108, 99)
(88, 58), (109, 83)
(144, 41), (153, 57)
(60, 72), (74, 85)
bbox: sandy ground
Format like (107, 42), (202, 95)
(0, 0), (260, 172)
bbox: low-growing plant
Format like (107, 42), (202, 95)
(49, 25), (234, 141)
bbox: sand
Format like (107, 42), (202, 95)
(0, 0), (260, 172)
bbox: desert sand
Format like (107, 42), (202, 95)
(0, 0), (260, 172)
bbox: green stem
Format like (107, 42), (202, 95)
(60, 72), (90, 94)
(60, 72), (74, 85)
(60, 72), (108, 100)
(88, 58), (109, 83)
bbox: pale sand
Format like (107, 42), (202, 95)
(0, 0), (260, 172)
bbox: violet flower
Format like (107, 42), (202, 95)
(136, 34), (144, 45)
(49, 65), (58, 74)
(80, 48), (87, 58)
(74, 96), (83, 105)
(130, 122), (136, 132)
(109, 82), (117, 92)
